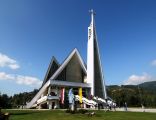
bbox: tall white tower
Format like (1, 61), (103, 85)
(87, 10), (107, 99)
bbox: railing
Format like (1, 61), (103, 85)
(93, 96), (115, 106)
(75, 95), (97, 106)
(93, 96), (106, 103)
(37, 96), (47, 104)
(26, 80), (50, 108)
(36, 95), (59, 105)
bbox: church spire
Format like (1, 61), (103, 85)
(89, 9), (95, 27)
(88, 9), (96, 40)
(87, 9), (107, 99)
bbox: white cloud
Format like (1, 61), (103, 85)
(0, 53), (20, 69)
(16, 75), (42, 87)
(0, 72), (14, 80)
(123, 73), (153, 85)
(0, 72), (42, 87)
(151, 60), (156, 66)
(8, 64), (20, 69)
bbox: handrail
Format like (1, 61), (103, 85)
(93, 96), (106, 103)
(26, 80), (50, 108)
(75, 95), (97, 106)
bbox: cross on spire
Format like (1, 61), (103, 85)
(89, 9), (96, 27)
(89, 9), (96, 16)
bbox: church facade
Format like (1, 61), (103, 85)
(26, 10), (107, 109)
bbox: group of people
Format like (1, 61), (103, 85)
(96, 100), (117, 111)
(105, 101), (129, 112)
(105, 101), (117, 111)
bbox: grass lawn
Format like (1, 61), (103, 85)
(2, 109), (156, 120)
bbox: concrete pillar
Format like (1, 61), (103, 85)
(56, 100), (60, 109)
(38, 104), (42, 109)
(83, 103), (86, 109)
(56, 86), (58, 96)
(48, 86), (51, 95)
(48, 101), (52, 109)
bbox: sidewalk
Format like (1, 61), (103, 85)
(116, 107), (156, 113)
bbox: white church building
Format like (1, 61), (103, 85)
(26, 10), (108, 109)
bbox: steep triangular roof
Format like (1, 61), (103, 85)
(50, 48), (87, 80)
(41, 56), (59, 87)
(27, 49), (87, 108)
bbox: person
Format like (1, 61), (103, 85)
(113, 102), (116, 111)
(124, 102), (127, 111)
(141, 104), (145, 112)
(109, 104), (112, 111)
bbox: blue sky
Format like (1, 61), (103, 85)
(0, 0), (156, 95)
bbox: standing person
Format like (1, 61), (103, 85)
(113, 102), (116, 111)
(124, 102), (127, 111)
(109, 104), (112, 111)
(141, 104), (145, 112)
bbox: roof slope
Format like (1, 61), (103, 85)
(50, 48), (87, 80)
(41, 56), (59, 87)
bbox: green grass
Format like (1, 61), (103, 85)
(2, 109), (156, 120)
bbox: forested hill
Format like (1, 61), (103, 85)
(139, 81), (156, 93)
(107, 81), (156, 107)
(107, 81), (156, 89)
(0, 89), (38, 108)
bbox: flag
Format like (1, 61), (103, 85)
(79, 87), (82, 103)
(68, 88), (74, 104)
(61, 88), (65, 104)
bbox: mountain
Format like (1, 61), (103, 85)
(139, 81), (156, 93)
(107, 81), (156, 92)
(106, 81), (156, 107)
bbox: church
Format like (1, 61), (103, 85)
(26, 10), (107, 109)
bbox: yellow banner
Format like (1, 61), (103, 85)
(79, 87), (82, 103)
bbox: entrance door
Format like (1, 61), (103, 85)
(52, 102), (55, 109)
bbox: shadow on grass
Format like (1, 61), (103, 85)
(10, 111), (40, 116)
